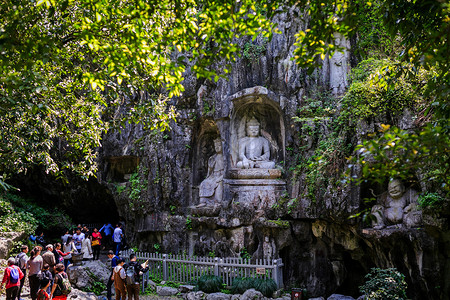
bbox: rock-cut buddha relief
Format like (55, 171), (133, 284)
(236, 117), (275, 169)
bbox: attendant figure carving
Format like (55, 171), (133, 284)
(198, 138), (224, 206)
(236, 118), (275, 169)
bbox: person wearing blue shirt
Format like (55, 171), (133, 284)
(99, 223), (114, 249)
(113, 224), (123, 255)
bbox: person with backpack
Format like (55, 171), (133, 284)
(37, 278), (51, 300)
(15, 245), (29, 300)
(27, 246), (44, 300)
(1, 257), (24, 300)
(50, 263), (71, 300)
(40, 264), (53, 294)
(113, 258), (127, 300)
(125, 254), (149, 300)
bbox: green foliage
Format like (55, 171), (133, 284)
(84, 281), (106, 296)
(164, 281), (181, 289)
(294, 133), (349, 202)
(196, 275), (223, 293)
(231, 277), (277, 297)
(340, 59), (427, 126)
(349, 123), (450, 196)
(231, 277), (256, 294)
(5, 193), (72, 232)
(220, 283), (231, 294)
(149, 274), (163, 284)
(267, 219), (289, 228)
(84, 268), (106, 296)
(0, 192), (74, 235)
(0, 0), (278, 181)
(185, 216), (193, 230)
(116, 184), (126, 194)
(418, 193), (446, 209)
(254, 278), (277, 297)
(202, 101), (215, 115)
(240, 247), (251, 261)
(359, 268), (407, 300)
(242, 38), (267, 61)
(351, 1), (401, 60)
(342, 59), (449, 196)
(126, 167), (148, 210)
(294, 89), (335, 121)
(143, 285), (157, 296)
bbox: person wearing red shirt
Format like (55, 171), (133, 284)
(1, 257), (25, 300)
(91, 228), (102, 260)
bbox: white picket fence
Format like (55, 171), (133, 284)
(121, 250), (284, 292)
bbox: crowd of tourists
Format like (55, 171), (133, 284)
(0, 222), (143, 300)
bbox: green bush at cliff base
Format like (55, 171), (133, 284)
(359, 268), (407, 300)
(231, 277), (277, 297)
(1, 192), (71, 234)
(254, 278), (277, 297)
(0, 195), (38, 234)
(196, 275), (223, 293)
(231, 277), (255, 294)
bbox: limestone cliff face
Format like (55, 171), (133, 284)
(97, 9), (449, 300)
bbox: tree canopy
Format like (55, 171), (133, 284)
(0, 0), (277, 181)
(1, 0), (449, 192)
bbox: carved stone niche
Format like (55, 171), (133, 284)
(191, 120), (224, 215)
(105, 156), (139, 182)
(135, 213), (169, 233)
(229, 87), (285, 176)
(225, 86), (286, 211)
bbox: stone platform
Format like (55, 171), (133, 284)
(224, 178), (286, 210)
(228, 168), (282, 179)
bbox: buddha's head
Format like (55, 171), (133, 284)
(388, 179), (405, 199)
(246, 118), (260, 137)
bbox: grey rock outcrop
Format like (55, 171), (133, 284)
(327, 295), (355, 300)
(68, 288), (97, 300)
(185, 291), (206, 300)
(240, 289), (264, 300)
(157, 286), (179, 296)
(0, 232), (26, 259)
(206, 293), (232, 300)
(66, 260), (110, 289)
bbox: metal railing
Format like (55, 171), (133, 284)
(121, 249), (284, 292)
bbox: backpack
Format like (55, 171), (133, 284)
(9, 267), (20, 284)
(125, 264), (136, 285)
(57, 273), (72, 295)
(15, 253), (26, 269)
